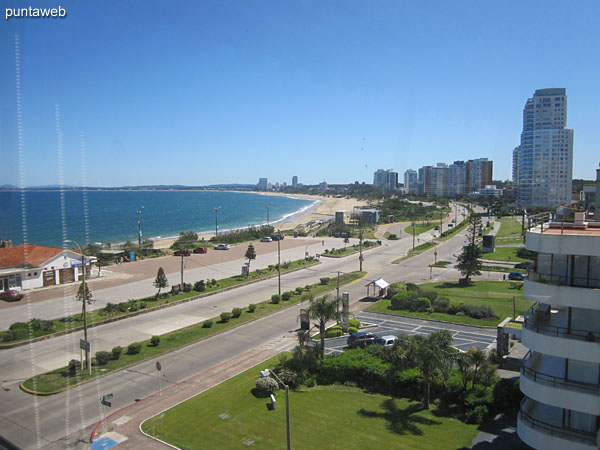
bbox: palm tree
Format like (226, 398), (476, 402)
(308, 294), (339, 357)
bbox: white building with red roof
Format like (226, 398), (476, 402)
(0, 244), (95, 292)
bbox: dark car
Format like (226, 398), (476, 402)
(347, 331), (378, 349)
(271, 234), (285, 241)
(508, 272), (527, 281)
(0, 289), (24, 302)
(193, 247), (208, 254)
(173, 249), (191, 256)
(514, 262), (534, 270)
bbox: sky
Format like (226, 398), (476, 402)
(1, 0), (599, 187)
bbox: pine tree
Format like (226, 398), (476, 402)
(153, 267), (169, 298)
(456, 214), (483, 284)
(75, 281), (94, 319)
(245, 243), (256, 273)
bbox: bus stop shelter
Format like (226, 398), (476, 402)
(365, 277), (390, 299)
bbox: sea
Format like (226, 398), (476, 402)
(0, 190), (316, 248)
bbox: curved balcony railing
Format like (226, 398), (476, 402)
(528, 271), (600, 290)
(524, 308), (600, 342)
(520, 400), (597, 445)
(521, 352), (600, 395)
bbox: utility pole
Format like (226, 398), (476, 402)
(66, 239), (91, 375)
(359, 219), (363, 272)
(266, 205), (270, 226)
(336, 271), (341, 315)
(277, 230), (281, 296)
(136, 206), (144, 250)
(214, 207), (219, 239)
(412, 221), (416, 251)
(181, 254), (184, 288)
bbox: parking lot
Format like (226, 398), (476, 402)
(324, 311), (497, 354)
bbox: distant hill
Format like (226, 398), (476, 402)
(0, 184), (19, 190)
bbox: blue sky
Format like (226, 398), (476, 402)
(1, 0), (599, 187)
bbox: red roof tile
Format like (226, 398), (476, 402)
(0, 244), (77, 268)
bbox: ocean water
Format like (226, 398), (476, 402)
(0, 190), (315, 247)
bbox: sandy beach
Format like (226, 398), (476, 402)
(151, 192), (369, 249)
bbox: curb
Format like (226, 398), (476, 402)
(0, 261), (320, 349)
(20, 273), (365, 396)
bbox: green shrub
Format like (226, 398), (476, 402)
(203, 319), (213, 328)
(274, 368), (299, 389)
(432, 297), (450, 313)
(104, 303), (120, 314)
(9, 322), (27, 331)
(295, 287), (303, 294)
(220, 312), (232, 323)
(390, 290), (418, 310)
(248, 304), (257, 313)
(386, 282), (406, 299)
(415, 297), (431, 312)
(320, 277), (330, 285)
(29, 318), (54, 331)
(67, 359), (81, 376)
(493, 378), (522, 413)
(95, 351), (111, 366)
(348, 318), (361, 329)
(150, 335), (160, 347)
(304, 285), (312, 291)
(182, 283), (192, 293)
(0, 331), (14, 342)
(255, 376), (279, 396)
(139, 301), (147, 309)
(448, 302), (462, 315)
(420, 291), (438, 302)
(347, 326), (358, 335)
(271, 294), (281, 304)
(232, 308), (242, 318)
(326, 329), (343, 338)
(127, 342), (142, 355)
(282, 291), (293, 301)
(194, 280), (206, 292)
(405, 282), (420, 293)
(111, 346), (122, 360)
(465, 405), (489, 424)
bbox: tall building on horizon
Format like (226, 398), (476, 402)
(257, 178), (268, 191)
(292, 176), (298, 188)
(403, 169), (418, 195)
(516, 88), (574, 207)
(373, 169), (398, 191)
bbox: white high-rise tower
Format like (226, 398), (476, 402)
(516, 88), (573, 207)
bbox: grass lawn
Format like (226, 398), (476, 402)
(392, 242), (438, 264)
(141, 355), (478, 450)
(22, 272), (365, 394)
(366, 281), (531, 326)
(480, 246), (531, 262)
(404, 223), (437, 236)
(496, 218), (523, 238)
(3, 258), (319, 345)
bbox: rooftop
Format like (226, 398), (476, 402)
(0, 244), (80, 268)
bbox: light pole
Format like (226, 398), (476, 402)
(214, 207), (220, 239)
(136, 206), (144, 250)
(259, 369), (291, 450)
(277, 229), (281, 296)
(65, 239), (91, 375)
(411, 221), (416, 251)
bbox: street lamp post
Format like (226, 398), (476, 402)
(260, 369), (291, 450)
(411, 221), (416, 251)
(136, 206), (144, 250)
(214, 207), (220, 239)
(65, 239), (91, 375)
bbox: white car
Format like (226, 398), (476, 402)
(214, 244), (229, 250)
(376, 335), (398, 347)
(260, 236), (272, 242)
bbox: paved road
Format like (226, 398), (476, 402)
(324, 311), (497, 354)
(0, 204), (494, 449)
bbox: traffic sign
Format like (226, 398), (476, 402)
(101, 400), (112, 407)
(156, 361), (162, 371)
(80, 339), (90, 351)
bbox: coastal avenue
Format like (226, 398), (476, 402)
(0, 207), (489, 449)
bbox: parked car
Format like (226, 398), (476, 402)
(260, 236), (272, 242)
(448, 223), (453, 228)
(173, 249), (191, 256)
(514, 262), (534, 270)
(214, 244), (230, 250)
(347, 331), (378, 349)
(508, 272), (527, 281)
(451, 218), (456, 223)
(192, 247), (208, 254)
(0, 289), (24, 302)
(376, 335), (398, 347)
(434, 226), (440, 230)
(271, 234), (285, 241)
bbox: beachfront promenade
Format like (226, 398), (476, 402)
(0, 209), (496, 449)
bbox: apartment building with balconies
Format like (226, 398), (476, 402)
(518, 213), (600, 449)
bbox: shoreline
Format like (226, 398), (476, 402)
(150, 191), (368, 249)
